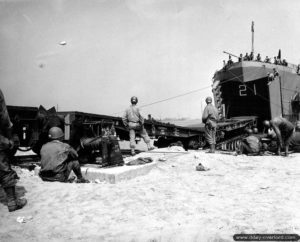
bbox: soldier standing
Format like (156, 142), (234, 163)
(0, 89), (27, 212)
(122, 96), (153, 156)
(202, 97), (219, 153)
(263, 117), (294, 156)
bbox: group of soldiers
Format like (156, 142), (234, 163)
(0, 90), (155, 212)
(1, 87), (300, 212)
(202, 96), (300, 156)
(226, 52), (288, 67)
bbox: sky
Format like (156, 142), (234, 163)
(1, 0), (300, 119)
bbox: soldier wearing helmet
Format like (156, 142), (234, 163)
(39, 127), (89, 183)
(263, 117), (294, 156)
(0, 89), (27, 212)
(131, 96), (138, 104)
(122, 96), (154, 156)
(202, 96), (219, 153)
(237, 128), (262, 155)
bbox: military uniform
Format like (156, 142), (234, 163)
(122, 105), (150, 150)
(270, 117), (294, 155)
(0, 89), (27, 212)
(39, 140), (83, 182)
(289, 131), (300, 152)
(239, 135), (261, 155)
(202, 103), (219, 150)
(0, 89), (18, 188)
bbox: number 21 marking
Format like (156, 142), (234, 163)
(239, 84), (257, 96)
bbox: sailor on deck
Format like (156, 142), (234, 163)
(264, 56), (271, 63)
(227, 55), (233, 65)
(238, 54), (243, 62)
(289, 121), (300, 152)
(249, 52), (254, 61)
(202, 97), (219, 153)
(244, 53), (250, 61)
(256, 53), (261, 62)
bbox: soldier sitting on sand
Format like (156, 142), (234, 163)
(39, 127), (89, 183)
(237, 129), (262, 155)
(264, 56), (271, 63)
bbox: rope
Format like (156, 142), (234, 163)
(110, 70), (260, 116)
(110, 86), (212, 116)
(111, 64), (291, 116)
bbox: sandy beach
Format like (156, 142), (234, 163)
(0, 149), (299, 242)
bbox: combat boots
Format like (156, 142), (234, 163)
(4, 186), (27, 212)
(207, 144), (215, 153)
(131, 148), (136, 156)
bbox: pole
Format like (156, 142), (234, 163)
(251, 21), (254, 55)
(222, 51), (239, 59)
(279, 76), (284, 116)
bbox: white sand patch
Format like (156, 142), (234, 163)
(0, 150), (299, 241)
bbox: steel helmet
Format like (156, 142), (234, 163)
(48, 127), (64, 140)
(263, 120), (270, 127)
(131, 96), (138, 104)
(205, 97), (212, 104)
(245, 128), (253, 135)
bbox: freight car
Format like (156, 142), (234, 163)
(7, 104), (257, 160)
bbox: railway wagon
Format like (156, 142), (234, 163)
(7, 105), (257, 155)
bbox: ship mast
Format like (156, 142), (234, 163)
(251, 21), (254, 55)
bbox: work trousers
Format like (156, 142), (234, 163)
(0, 151), (19, 188)
(205, 125), (216, 145)
(39, 159), (82, 182)
(128, 122), (150, 149)
(281, 129), (294, 147)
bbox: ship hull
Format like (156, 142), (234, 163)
(213, 61), (300, 126)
